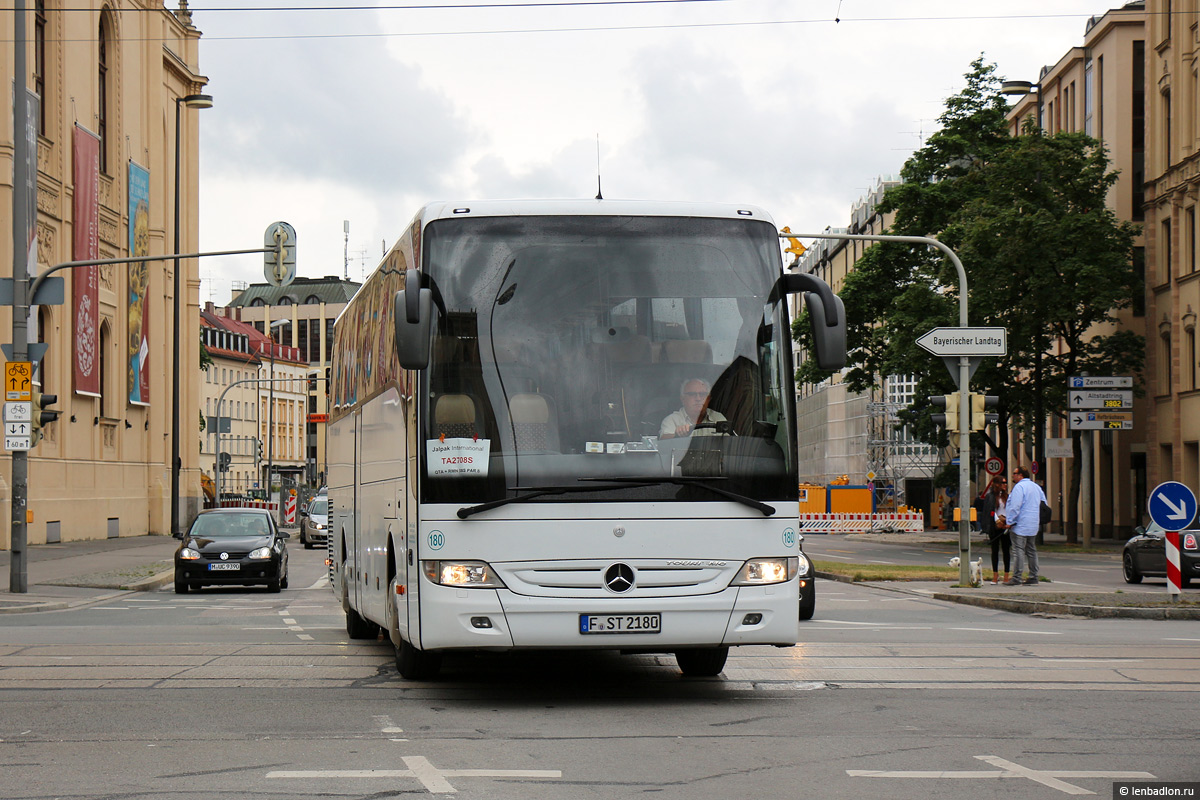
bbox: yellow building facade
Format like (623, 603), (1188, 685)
(1, 2), (207, 546)
(1144, 0), (1200, 492)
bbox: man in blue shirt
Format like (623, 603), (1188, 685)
(998, 465), (1047, 586)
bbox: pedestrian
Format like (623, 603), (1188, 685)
(979, 475), (1010, 584)
(997, 465), (1047, 586)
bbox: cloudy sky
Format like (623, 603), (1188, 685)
(189, 0), (1115, 303)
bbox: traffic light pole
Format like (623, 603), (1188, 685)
(9, 0), (31, 592)
(789, 232), (973, 586)
(212, 376), (303, 508)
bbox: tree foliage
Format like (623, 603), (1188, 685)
(795, 56), (1142, 445)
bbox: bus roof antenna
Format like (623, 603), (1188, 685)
(595, 133), (603, 200)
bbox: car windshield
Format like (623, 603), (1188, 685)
(308, 498), (328, 516)
(190, 513), (271, 538)
(420, 214), (797, 506)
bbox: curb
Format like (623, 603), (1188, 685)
(814, 571), (1200, 620)
(0, 570), (173, 615)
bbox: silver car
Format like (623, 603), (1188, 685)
(299, 495), (329, 550)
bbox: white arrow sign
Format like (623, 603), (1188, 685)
(1158, 494), (1191, 522)
(916, 327), (1007, 357)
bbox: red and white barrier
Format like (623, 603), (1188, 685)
(798, 512), (925, 534)
(284, 493), (297, 525)
(1166, 529), (1182, 597)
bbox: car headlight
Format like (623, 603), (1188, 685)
(422, 560), (505, 588)
(249, 546), (272, 560)
(179, 547), (200, 560)
(731, 557), (798, 585)
(796, 552), (811, 576)
(314, 522), (326, 530)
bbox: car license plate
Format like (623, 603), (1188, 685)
(208, 563), (241, 571)
(579, 613), (661, 634)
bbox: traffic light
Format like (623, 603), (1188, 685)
(970, 394), (1000, 431)
(929, 394), (958, 431)
(256, 439), (264, 461)
(218, 452), (232, 472)
(30, 391), (59, 442)
(307, 373), (317, 393)
(324, 366), (331, 396)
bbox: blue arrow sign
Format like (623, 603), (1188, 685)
(1147, 481), (1198, 531)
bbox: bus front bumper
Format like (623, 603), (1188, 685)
(416, 582), (799, 651)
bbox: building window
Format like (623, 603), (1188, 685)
(1161, 218), (1172, 284)
(1187, 326), (1197, 393)
(1132, 41), (1145, 221)
(34, 0), (47, 135)
(1160, 324), (1173, 395)
(1133, 247), (1145, 317)
(1189, 207), (1197, 275)
(98, 9), (112, 174)
(1084, 59), (1094, 137)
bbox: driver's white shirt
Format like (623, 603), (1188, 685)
(659, 408), (727, 438)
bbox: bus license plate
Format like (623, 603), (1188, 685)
(208, 563), (241, 571)
(579, 613), (661, 634)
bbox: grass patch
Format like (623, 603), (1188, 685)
(812, 560), (958, 582)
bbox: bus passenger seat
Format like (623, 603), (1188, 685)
(509, 393), (560, 452)
(434, 394), (478, 439)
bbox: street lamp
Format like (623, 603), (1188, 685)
(1000, 80), (1042, 132)
(171, 92), (212, 538)
(264, 318), (289, 504)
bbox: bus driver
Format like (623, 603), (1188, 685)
(659, 378), (727, 439)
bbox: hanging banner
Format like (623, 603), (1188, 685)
(127, 161), (151, 405)
(72, 125), (101, 397)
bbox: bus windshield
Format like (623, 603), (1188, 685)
(420, 214), (797, 506)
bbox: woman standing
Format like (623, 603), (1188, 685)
(979, 475), (1010, 584)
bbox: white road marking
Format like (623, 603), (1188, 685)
(849, 754), (1155, 795)
(950, 627), (1062, 635)
(282, 618), (297, 625)
(296, 634), (314, 641)
(307, 576), (330, 590)
(268, 757), (562, 794)
(1164, 637), (1200, 642)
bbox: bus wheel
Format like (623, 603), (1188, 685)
(675, 647), (728, 677)
(395, 638), (442, 680)
(346, 604), (380, 640)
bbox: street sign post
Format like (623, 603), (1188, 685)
(1148, 481), (1197, 599)
(1069, 411), (1133, 430)
(985, 457), (1004, 475)
(916, 327), (1007, 357)
(1070, 376), (1132, 389)
(1069, 389), (1133, 409)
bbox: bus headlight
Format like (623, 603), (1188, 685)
(422, 560), (506, 588)
(731, 557), (798, 585)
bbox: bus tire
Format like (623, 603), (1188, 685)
(675, 647), (728, 677)
(346, 604), (380, 640)
(395, 638), (442, 680)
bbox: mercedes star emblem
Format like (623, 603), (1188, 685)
(604, 563), (635, 593)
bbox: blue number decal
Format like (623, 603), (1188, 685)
(428, 530), (445, 551)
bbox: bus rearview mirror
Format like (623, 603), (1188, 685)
(393, 288), (433, 370)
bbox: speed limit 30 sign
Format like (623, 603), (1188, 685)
(985, 457), (1004, 475)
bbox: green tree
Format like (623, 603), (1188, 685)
(794, 57), (1143, 542)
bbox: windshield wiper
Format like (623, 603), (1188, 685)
(457, 482), (651, 519)
(579, 477), (776, 517)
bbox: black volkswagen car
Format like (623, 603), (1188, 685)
(175, 508), (290, 593)
(1123, 521), (1199, 588)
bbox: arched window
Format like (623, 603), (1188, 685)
(251, 298), (266, 307)
(98, 8), (113, 173)
(279, 296), (293, 305)
(99, 320), (112, 417)
(305, 295), (321, 305)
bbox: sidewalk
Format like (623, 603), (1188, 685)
(0, 534), (180, 614)
(816, 529), (1200, 620)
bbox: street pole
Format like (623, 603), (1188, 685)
(788, 231), (973, 586)
(9, 0), (31, 592)
(170, 93), (212, 538)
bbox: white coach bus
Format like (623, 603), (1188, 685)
(326, 200), (845, 679)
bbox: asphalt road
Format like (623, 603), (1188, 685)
(1, 544), (1198, 800)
